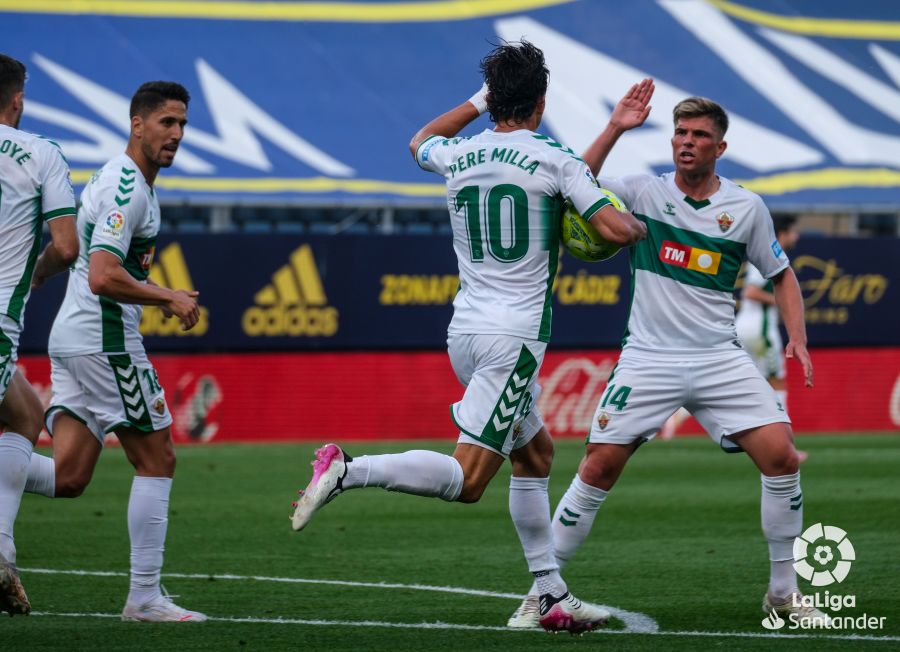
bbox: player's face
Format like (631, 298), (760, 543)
(136, 100), (187, 169)
(671, 116), (726, 177)
(779, 225), (800, 251)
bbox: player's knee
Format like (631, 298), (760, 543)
(771, 448), (800, 476)
(55, 472), (91, 498)
(457, 476), (488, 503)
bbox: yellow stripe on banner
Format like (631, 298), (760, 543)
(707, 0), (900, 40)
(0, 0), (574, 22)
(67, 167), (900, 200)
(70, 170), (448, 198)
(735, 167), (900, 196)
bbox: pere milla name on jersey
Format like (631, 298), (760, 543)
(448, 146), (541, 178)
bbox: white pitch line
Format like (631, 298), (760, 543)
(27, 611), (900, 642)
(22, 567), (657, 633)
(23, 568), (900, 642)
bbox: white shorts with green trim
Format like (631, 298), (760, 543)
(588, 347), (790, 452)
(46, 351), (172, 444)
(0, 314), (21, 405)
(448, 334), (546, 457)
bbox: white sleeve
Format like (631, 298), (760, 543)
(745, 195), (789, 278)
(595, 174), (651, 210)
(414, 135), (457, 175)
(37, 140), (76, 222)
(558, 155), (612, 219)
(88, 181), (147, 262)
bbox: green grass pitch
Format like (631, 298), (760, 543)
(5, 434), (899, 650)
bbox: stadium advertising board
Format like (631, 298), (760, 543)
(2, 1), (899, 208)
(16, 347), (900, 444)
(19, 234), (899, 352)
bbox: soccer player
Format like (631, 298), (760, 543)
(21, 81), (206, 622)
(507, 81), (829, 626)
(291, 41), (645, 633)
(0, 53), (78, 616)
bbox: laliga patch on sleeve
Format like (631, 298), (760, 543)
(419, 136), (444, 162)
(101, 211), (125, 239)
(771, 240), (783, 258)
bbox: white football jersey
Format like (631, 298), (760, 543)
(597, 172), (788, 354)
(416, 129), (613, 342)
(0, 124), (75, 325)
(49, 154), (161, 356)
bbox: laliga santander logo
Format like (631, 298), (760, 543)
(793, 523), (855, 587)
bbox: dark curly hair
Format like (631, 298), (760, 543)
(0, 54), (26, 108)
(480, 40), (548, 124)
(130, 81), (191, 118)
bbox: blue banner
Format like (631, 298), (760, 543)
(2, 0), (899, 208)
(17, 234), (898, 353)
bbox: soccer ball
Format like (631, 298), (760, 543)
(560, 188), (627, 262)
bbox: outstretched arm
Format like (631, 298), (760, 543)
(409, 84), (488, 157)
(772, 266), (813, 387)
(582, 78), (654, 176)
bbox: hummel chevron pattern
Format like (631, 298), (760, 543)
(115, 365), (146, 420)
(558, 507), (580, 527)
(491, 372), (530, 432)
(790, 494), (803, 511)
(115, 167), (135, 207)
(481, 345), (538, 445)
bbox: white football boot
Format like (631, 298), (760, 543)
(507, 594), (540, 628)
(763, 591), (832, 627)
(291, 443), (351, 531)
(0, 554), (30, 616)
(121, 595), (207, 622)
(538, 592), (610, 633)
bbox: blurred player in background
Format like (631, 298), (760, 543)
(21, 81), (206, 622)
(291, 40), (645, 633)
(507, 81), (829, 627)
(0, 53), (78, 616)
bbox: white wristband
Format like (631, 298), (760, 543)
(467, 82), (489, 115)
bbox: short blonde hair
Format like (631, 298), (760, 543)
(673, 97), (729, 138)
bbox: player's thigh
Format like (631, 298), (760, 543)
(731, 421), (798, 476)
(48, 352), (173, 445)
(0, 368), (44, 440)
(449, 334), (546, 457)
(509, 426), (553, 478)
(687, 351), (789, 452)
(116, 426), (176, 477)
(587, 353), (688, 446)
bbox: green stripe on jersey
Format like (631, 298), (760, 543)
(538, 194), (563, 343)
(6, 197), (43, 323)
(632, 213), (746, 292)
(123, 235), (156, 281)
(100, 296), (125, 352)
(43, 207), (75, 221)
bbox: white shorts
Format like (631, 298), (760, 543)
(0, 315), (21, 405)
(588, 348), (790, 452)
(46, 351), (172, 444)
(448, 334), (546, 456)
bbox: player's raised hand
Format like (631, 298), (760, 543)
(785, 341), (814, 387)
(166, 289), (200, 331)
(610, 78), (654, 132)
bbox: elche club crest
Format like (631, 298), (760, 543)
(716, 212), (734, 232)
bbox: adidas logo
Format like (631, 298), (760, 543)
(242, 244), (339, 337)
(139, 242), (209, 336)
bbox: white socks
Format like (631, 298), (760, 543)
(509, 477), (566, 596)
(127, 476), (172, 606)
(0, 432), (33, 563)
(761, 472), (801, 598)
(344, 451), (463, 502)
(24, 453), (55, 497)
(523, 475), (608, 596)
